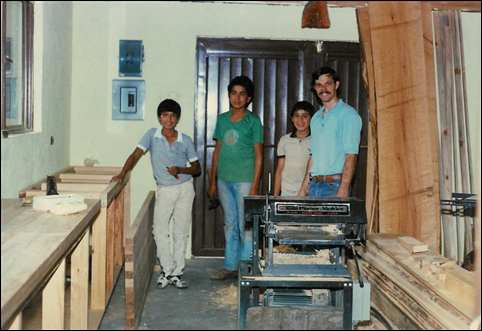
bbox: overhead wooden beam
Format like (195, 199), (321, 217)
(302, 1), (331, 28)
(429, 1), (481, 12)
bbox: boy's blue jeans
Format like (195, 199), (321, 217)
(217, 179), (252, 271)
(308, 180), (341, 198)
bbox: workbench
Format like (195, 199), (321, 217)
(1, 198), (100, 329)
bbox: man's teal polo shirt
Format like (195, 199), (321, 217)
(310, 99), (362, 176)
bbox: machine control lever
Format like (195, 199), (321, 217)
(350, 242), (364, 288)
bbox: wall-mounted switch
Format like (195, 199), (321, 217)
(112, 80), (145, 121)
(120, 87), (137, 113)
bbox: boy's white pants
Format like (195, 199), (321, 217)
(153, 179), (195, 277)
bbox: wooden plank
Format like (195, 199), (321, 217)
(428, 1), (481, 11)
(365, 234), (477, 321)
(41, 182), (108, 193)
(433, 11), (458, 261)
(73, 166), (121, 175)
(59, 173), (113, 184)
(17, 166), (74, 198)
(367, 2), (440, 250)
(356, 7), (379, 233)
(398, 236), (428, 253)
(70, 231), (89, 330)
(105, 198), (116, 298)
(90, 208), (107, 310)
(42, 259), (65, 330)
(124, 191), (156, 329)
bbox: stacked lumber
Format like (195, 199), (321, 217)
(359, 234), (477, 330)
(20, 166), (119, 201)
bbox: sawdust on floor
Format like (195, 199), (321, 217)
(209, 283), (238, 307)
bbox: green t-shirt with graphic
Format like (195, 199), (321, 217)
(213, 110), (264, 182)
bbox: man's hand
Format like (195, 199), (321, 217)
(249, 185), (258, 196)
(166, 166), (180, 179)
(336, 183), (350, 198)
(208, 183), (217, 200)
(297, 186), (308, 197)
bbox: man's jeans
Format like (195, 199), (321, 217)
(217, 179), (252, 271)
(308, 180), (341, 198)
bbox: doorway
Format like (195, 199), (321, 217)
(192, 38), (368, 256)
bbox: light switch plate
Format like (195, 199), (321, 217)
(112, 80), (145, 120)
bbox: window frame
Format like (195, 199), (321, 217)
(1, 1), (34, 137)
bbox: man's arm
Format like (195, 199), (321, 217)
(336, 154), (357, 198)
(208, 141), (222, 199)
(111, 147), (145, 182)
(298, 157), (312, 196)
(273, 157), (285, 196)
(250, 143), (263, 195)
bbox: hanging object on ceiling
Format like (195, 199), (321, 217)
(302, 1), (330, 29)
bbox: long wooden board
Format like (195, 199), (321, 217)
(366, 2), (440, 250)
(124, 191), (156, 329)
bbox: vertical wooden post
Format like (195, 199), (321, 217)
(357, 7), (379, 234)
(42, 259), (66, 330)
(91, 208), (107, 309)
(70, 231), (90, 329)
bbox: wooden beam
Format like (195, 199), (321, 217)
(367, 1), (440, 250)
(124, 191), (156, 329)
(42, 259), (66, 330)
(429, 1), (481, 12)
(357, 7), (379, 234)
(398, 236), (429, 253)
(70, 231), (89, 330)
(91, 208), (107, 310)
(302, 1), (330, 28)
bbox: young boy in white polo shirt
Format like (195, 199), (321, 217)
(112, 99), (200, 289)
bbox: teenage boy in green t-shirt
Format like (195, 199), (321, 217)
(208, 76), (264, 280)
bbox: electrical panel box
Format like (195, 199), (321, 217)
(112, 80), (145, 120)
(119, 40), (144, 77)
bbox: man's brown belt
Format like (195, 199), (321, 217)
(311, 174), (342, 183)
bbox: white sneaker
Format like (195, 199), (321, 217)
(169, 275), (188, 289)
(157, 273), (170, 289)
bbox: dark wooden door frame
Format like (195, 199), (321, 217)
(192, 38), (368, 256)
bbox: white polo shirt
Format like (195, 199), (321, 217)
(277, 133), (311, 196)
(137, 128), (198, 186)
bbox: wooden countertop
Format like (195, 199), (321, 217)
(1, 198), (101, 329)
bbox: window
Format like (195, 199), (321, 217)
(1, 1), (34, 137)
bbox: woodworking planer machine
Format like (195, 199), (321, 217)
(238, 195), (368, 330)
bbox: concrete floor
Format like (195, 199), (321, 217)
(99, 257), (386, 330)
(100, 258), (238, 330)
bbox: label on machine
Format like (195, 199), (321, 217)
(274, 202), (351, 216)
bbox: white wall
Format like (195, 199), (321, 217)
(69, 1), (359, 224)
(1, 2), (72, 199)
